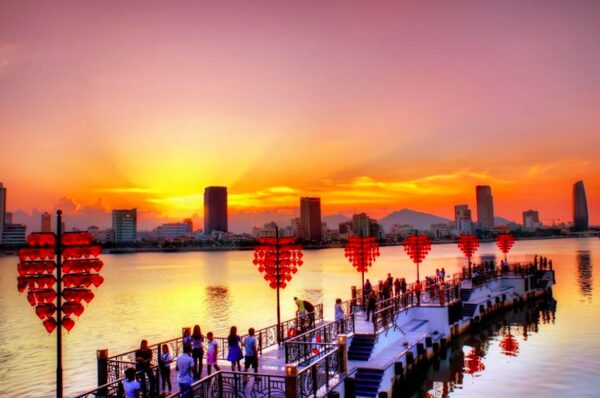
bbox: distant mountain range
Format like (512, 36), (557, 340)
(494, 216), (514, 227)
(378, 209), (451, 232)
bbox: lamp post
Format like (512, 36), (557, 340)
(496, 233), (515, 263)
(252, 227), (303, 344)
(403, 232), (431, 283)
(16, 209), (104, 398)
(458, 234), (480, 278)
(344, 231), (380, 309)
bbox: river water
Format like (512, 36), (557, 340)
(0, 237), (598, 397)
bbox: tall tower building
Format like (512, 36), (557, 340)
(300, 197), (322, 242)
(476, 185), (495, 230)
(112, 208), (137, 243)
(41, 212), (52, 233)
(573, 180), (589, 231)
(0, 183), (6, 244)
(204, 186), (228, 234)
(522, 209), (541, 231)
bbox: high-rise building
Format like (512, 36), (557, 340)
(352, 213), (371, 237)
(300, 197), (322, 242)
(476, 185), (495, 230)
(573, 180), (589, 231)
(1, 223), (26, 245)
(112, 208), (137, 243)
(204, 186), (228, 234)
(454, 204), (473, 234)
(41, 212), (52, 233)
(0, 182), (6, 244)
(522, 210), (541, 231)
(351, 213), (379, 237)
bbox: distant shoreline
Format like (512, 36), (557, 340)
(1, 234), (596, 257)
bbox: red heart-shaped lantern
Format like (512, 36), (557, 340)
(17, 230), (103, 334)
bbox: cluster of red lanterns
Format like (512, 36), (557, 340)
(458, 234), (480, 261)
(344, 236), (380, 273)
(16, 231), (103, 333)
(464, 347), (486, 375)
(253, 236), (303, 289)
(403, 234), (432, 281)
(496, 233), (515, 261)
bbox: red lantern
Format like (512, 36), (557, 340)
(43, 317), (57, 333)
(62, 316), (75, 332)
(62, 302), (85, 317)
(403, 234), (432, 282)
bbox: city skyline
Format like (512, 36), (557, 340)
(1, 1), (599, 229)
(0, 180), (594, 235)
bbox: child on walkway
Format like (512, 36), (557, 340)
(206, 332), (221, 375)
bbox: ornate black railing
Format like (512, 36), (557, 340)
(297, 346), (341, 397)
(166, 370), (287, 398)
(73, 365), (161, 398)
(284, 313), (354, 364)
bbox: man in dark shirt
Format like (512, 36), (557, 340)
(135, 339), (155, 393)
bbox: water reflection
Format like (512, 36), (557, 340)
(204, 286), (230, 332)
(577, 251), (593, 299)
(411, 298), (557, 398)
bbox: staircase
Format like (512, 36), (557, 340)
(355, 368), (384, 397)
(460, 288), (473, 302)
(462, 303), (477, 318)
(348, 334), (376, 361)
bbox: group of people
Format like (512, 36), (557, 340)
(362, 269), (453, 318)
(121, 325), (260, 398)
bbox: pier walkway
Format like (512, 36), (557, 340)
(74, 261), (555, 398)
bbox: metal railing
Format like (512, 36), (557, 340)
(166, 370), (287, 398)
(297, 346), (341, 397)
(73, 365), (161, 398)
(284, 313), (354, 364)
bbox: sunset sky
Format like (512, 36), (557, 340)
(1, 1), (599, 231)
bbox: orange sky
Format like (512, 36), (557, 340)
(0, 1), (598, 230)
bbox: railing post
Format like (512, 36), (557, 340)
(97, 349), (108, 393)
(285, 364), (298, 398)
(337, 334), (348, 373)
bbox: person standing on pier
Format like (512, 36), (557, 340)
(394, 278), (401, 299)
(159, 344), (173, 394)
(191, 325), (204, 380)
(243, 328), (259, 378)
(363, 279), (372, 309)
(415, 280), (422, 306)
(294, 297), (306, 327)
(366, 290), (377, 321)
(135, 339), (155, 393)
(335, 298), (345, 333)
(206, 332), (221, 375)
(176, 344), (194, 398)
(121, 367), (141, 398)
(227, 326), (243, 371)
